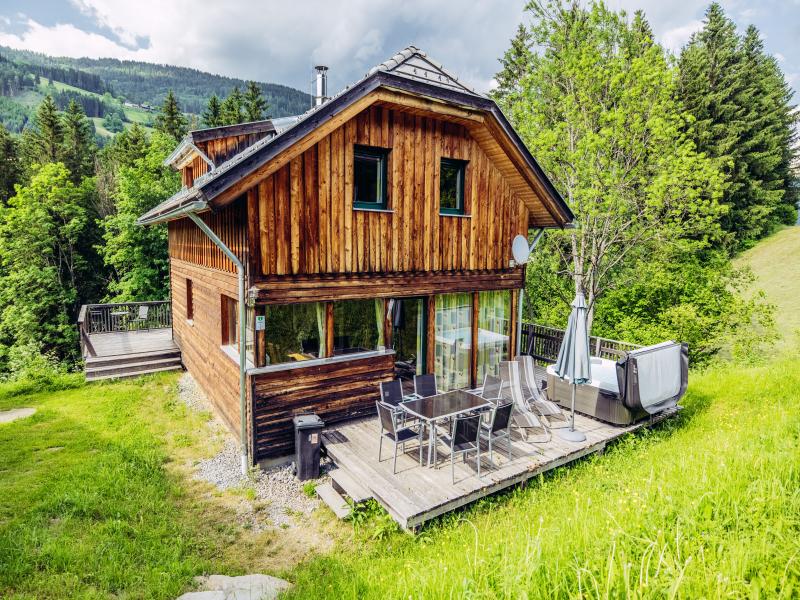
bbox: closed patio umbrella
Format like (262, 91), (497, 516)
(553, 290), (591, 442)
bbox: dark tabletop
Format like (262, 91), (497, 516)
(401, 389), (490, 421)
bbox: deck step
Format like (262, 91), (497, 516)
(85, 348), (180, 368)
(86, 363), (183, 382)
(85, 356), (182, 381)
(330, 468), (372, 503)
(316, 482), (351, 519)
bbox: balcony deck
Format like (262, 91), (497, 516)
(321, 397), (679, 530)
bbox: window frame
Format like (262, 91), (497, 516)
(353, 144), (389, 210)
(439, 157), (468, 216)
(185, 278), (194, 322)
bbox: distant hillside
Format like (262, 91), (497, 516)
(0, 46), (310, 136)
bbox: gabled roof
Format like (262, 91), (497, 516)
(139, 46), (573, 227)
(164, 120), (277, 169)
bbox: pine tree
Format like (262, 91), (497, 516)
(61, 99), (96, 184)
(21, 95), (64, 169)
(243, 81), (268, 121)
(492, 24), (533, 107)
(0, 125), (19, 204)
(202, 94), (223, 127)
(154, 90), (188, 141)
(221, 86), (244, 125)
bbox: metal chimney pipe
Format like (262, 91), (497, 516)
(314, 65), (328, 106)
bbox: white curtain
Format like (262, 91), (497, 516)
(315, 303), (327, 358)
(477, 291), (511, 382)
(434, 293), (472, 391)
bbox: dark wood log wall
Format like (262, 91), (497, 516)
(171, 259), (244, 437)
(251, 353), (395, 460)
(167, 198), (247, 273)
(249, 105), (530, 279)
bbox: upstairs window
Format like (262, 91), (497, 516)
(440, 158), (467, 215)
(353, 145), (388, 210)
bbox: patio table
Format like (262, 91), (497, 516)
(401, 389), (491, 467)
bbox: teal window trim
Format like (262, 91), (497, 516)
(439, 157), (467, 215)
(353, 145), (389, 210)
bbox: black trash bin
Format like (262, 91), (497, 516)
(293, 414), (325, 481)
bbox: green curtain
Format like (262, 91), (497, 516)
(434, 293), (472, 391)
(477, 291), (511, 382)
(315, 303), (327, 358)
(375, 299), (385, 348)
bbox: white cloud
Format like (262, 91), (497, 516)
(660, 20), (703, 53)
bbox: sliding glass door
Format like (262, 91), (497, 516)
(434, 293), (472, 391)
(477, 290), (511, 382)
(391, 297), (426, 379)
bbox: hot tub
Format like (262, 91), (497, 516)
(546, 341), (688, 425)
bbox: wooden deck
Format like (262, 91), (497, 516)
(83, 329), (182, 380)
(321, 407), (679, 530)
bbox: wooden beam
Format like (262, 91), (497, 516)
(426, 296), (435, 376)
(325, 302), (334, 358)
(471, 292), (479, 389)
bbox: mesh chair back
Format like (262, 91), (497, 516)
(491, 401), (513, 433)
(481, 374), (502, 401)
(138, 305), (149, 320)
(452, 413), (481, 447)
(375, 401), (396, 434)
(414, 373), (437, 398)
(380, 380), (404, 407)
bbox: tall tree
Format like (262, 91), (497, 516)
(494, 23), (533, 105)
(201, 94), (223, 127)
(243, 81), (269, 121)
(61, 99), (96, 184)
(0, 125), (19, 204)
(100, 131), (180, 300)
(497, 0), (724, 330)
(0, 163), (98, 368)
(21, 95), (63, 170)
(677, 3), (797, 247)
(221, 86), (244, 125)
(154, 90), (188, 141)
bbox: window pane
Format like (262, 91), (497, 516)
(440, 159), (464, 212)
(264, 303), (324, 364)
(354, 146), (386, 207)
(477, 291), (511, 382)
(333, 299), (381, 355)
(434, 293), (472, 391)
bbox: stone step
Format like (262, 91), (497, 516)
(315, 481), (351, 519)
(330, 467), (372, 503)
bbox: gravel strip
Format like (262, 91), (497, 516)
(178, 372), (327, 529)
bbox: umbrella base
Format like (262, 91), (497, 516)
(557, 428), (587, 443)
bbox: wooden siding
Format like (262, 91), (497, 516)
(251, 270), (524, 304)
(197, 133), (271, 167)
(251, 353), (395, 460)
(171, 259), (243, 437)
(168, 198), (247, 273)
(250, 105), (530, 278)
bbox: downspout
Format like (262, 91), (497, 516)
(516, 228), (545, 356)
(187, 212), (249, 475)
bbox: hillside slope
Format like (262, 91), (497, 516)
(0, 46), (309, 117)
(736, 225), (800, 351)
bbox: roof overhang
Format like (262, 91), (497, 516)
(142, 70), (573, 228)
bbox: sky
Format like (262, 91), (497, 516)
(0, 0), (798, 99)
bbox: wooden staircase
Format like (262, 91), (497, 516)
(85, 347), (182, 381)
(316, 466), (374, 519)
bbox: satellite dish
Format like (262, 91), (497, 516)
(511, 234), (531, 264)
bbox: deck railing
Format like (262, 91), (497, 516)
(520, 322), (641, 364)
(78, 301), (172, 356)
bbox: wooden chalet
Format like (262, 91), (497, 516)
(138, 47), (574, 467)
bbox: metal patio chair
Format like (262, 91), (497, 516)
(439, 413), (483, 484)
(499, 360), (551, 444)
(480, 374), (503, 403)
(131, 305), (150, 331)
(479, 400), (514, 465)
(380, 380), (419, 427)
(413, 373), (438, 398)
(515, 355), (569, 428)
(376, 401), (424, 474)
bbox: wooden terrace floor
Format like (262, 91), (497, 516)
(85, 328), (178, 358)
(322, 407), (678, 530)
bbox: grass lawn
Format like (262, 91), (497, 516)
(0, 375), (338, 599)
(736, 226), (800, 352)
